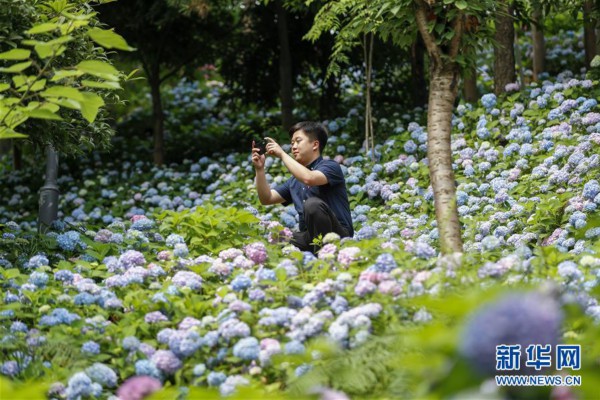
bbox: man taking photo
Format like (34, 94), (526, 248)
(251, 121), (354, 253)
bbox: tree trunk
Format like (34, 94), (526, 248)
(531, 2), (545, 81)
(364, 33), (375, 160)
(0, 138), (10, 159)
(319, 75), (339, 120)
(411, 35), (428, 107)
(12, 141), (22, 170)
(462, 66), (478, 103)
(583, 0), (597, 67)
(38, 145), (59, 232)
(514, 29), (525, 88)
(427, 64), (463, 254)
(276, 1), (294, 131)
(494, 0), (516, 95)
(149, 72), (165, 166)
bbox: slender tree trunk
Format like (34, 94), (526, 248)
(363, 33), (375, 160)
(411, 35), (428, 107)
(276, 1), (294, 131)
(12, 141), (22, 170)
(149, 70), (164, 166)
(38, 145), (59, 232)
(0, 139), (10, 158)
(427, 64), (463, 254)
(583, 0), (597, 67)
(514, 29), (525, 88)
(319, 75), (339, 120)
(531, 2), (545, 81)
(494, 0), (516, 95)
(462, 66), (478, 103)
(415, 4), (464, 254)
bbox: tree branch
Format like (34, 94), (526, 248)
(414, 0), (441, 67)
(448, 12), (464, 59)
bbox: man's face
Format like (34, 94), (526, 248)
(291, 130), (318, 166)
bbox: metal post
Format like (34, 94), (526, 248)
(38, 145), (59, 233)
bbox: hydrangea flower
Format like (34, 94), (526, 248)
(151, 350), (182, 375)
(116, 376), (162, 400)
(232, 337), (260, 360)
(244, 242), (268, 264)
(86, 363), (118, 388)
(172, 271), (202, 290)
(460, 291), (562, 376)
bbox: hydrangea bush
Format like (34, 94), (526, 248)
(1, 29), (600, 400)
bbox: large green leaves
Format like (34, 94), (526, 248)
(88, 27), (134, 51)
(76, 60), (120, 81)
(0, 49), (31, 60)
(0, 0), (133, 142)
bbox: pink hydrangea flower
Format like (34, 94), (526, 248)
(337, 247), (360, 267)
(157, 251), (171, 261)
(318, 244), (337, 260)
(378, 280), (402, 296)
(130, 215), (147, 223)
(244, 242), (268, 265)
(116, 376), (162, 400)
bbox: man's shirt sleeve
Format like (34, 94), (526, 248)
(315, 160), (344, 186)
(273, 178), (293, 206)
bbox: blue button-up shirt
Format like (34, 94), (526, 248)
(274, 156), (354, 236)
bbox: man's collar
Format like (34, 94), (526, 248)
(306, 156), (323, 170)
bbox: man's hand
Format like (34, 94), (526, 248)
(251, 140), (266, 170)
(265, 137), (285, 159)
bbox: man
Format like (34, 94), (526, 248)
(251, 121), (354, 253)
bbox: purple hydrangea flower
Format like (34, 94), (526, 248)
(145, 311), (168, 324)
(172, 271), (202, 290)
(460, 291), (562, 376)
(244, 242), (268, 264)
(151, 350), (182, 375)
(118, 250), (146, 271)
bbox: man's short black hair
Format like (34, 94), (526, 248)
(288, 121), (328, 154)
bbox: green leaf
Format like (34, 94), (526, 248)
(41, 86), (85, 101)
(12, 75), (28, 88)
(0, 49), (31, 60)
(76, 60), (120, 81)
(0, 61), (32, 73)
(87, 27), (134, 51)
(81, 80), (121, 90)
(0, 127), (28, 139)
(19, 79), (46, 92)
(0, 83), (9, 92)
(34, 43), (60, 59)
(51, 69), (84, 81)
(46, 97), (81, 110)
(79, 91), (104, 123)
(26, 22), (59, 34)
(455, 0), (468, 10)
(26, 108), (62, 121)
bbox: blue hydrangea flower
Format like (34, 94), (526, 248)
(231, 275), (252, 292)
(207, 371), (227, 387)
(81, 341), (100, 355)
(86, 363), (117, 388)
(56, 231), (84, 252)
(232, 337), (260, 360)
(481, 93), (497, 109)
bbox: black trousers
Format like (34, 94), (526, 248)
(290, 197), (349, 253)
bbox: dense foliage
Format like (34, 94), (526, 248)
(1, 5), (600, 400)
(0, 0), (131, 155)
(2, 66), (600, 400)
